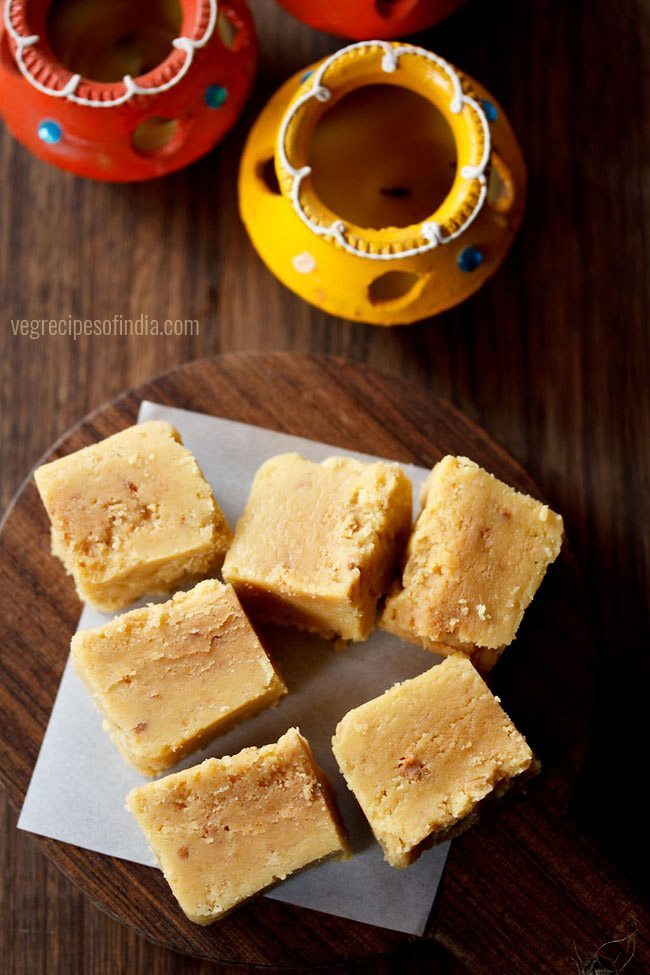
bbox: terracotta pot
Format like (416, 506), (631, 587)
(239, 41), (526, 326)
(0, 0), (257, 181)
(275, 0), (466, 40)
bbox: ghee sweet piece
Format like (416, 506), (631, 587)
(71, 579), (286, 775)
(332, 654), (536, 868)
(127, 728), (351, 923)
(222, 453), (412, 642)
(380, 455), (563, 669)
(34, 421), (232, 611)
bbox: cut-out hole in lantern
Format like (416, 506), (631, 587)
(258, 158), (281, 195)
(47, 0), (182, 82)
(309, 85), (456, 230)
(375, 0), (421, 20)
(132, 116), (180, 156)
(487, 153), (515, 213)
(368, 270), (421, 304)
(217, 8), (243, 51)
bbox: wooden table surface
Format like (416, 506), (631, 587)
(0, 1), (647, 974)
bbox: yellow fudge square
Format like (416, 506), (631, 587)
(71, 580), (286, 776)
(127, 728), (351, 924)
(332, 654), (536, 868)
(35, 421), (232, 612)
(380, 455), (563, 669)
(222, 453), (412, 642)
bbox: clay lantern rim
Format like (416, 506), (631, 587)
(3, 0), (218, 106)
(276, 41), (492, 260)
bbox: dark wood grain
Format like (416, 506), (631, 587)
(0, 352), (647, 975)
(0, 0), (648, 973)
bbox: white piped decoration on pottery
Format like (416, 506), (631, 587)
(3, 0), (218, 107)
(277, 41), (491, 261)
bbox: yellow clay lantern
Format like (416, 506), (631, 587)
(239, 41), (526, 326)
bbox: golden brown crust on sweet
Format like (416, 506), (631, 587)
(380, 455), (563, 668)
(127, 728), (350, 924)
(332, 654), (536, 868)
(71, 579), (285, 775)
(35, 421), (232, 611)
(223, 453), (412, 642)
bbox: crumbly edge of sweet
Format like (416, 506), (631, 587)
(290, 730), (352, 859)
(106, 674), (287, 777)
(126, 729), (335, 816)
(69, 541), (229, 611)
(380, 758), (542, 869)
(185, 845), (352, 925)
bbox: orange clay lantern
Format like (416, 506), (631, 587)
(239, 41), (525, 326)
(275, 0), (466, 40)
(0, 0), (257, 181)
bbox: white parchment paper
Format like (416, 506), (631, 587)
(18, 402), (449, 936)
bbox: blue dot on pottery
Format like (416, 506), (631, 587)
(38, 120), (62, 145)
(205, 84), (228, 108)
(301, 70), (313, 83)
(481, 99), (498, 122)
(458, 246), (484, 272)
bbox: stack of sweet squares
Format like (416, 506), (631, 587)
(35, 420), (563, 925)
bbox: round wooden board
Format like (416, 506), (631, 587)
(0, 353), (622, 973)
